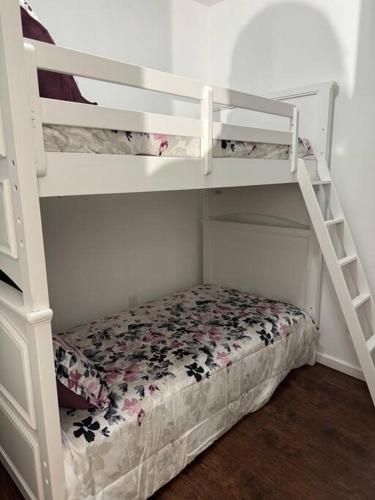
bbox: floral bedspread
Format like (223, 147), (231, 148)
(44, 125), (313, 159)
(59, 285), (318, 499)
(59, 285), (314, 441)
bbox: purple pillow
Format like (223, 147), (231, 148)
(56, 380), (93, 410)
(53, 335), (109, 410)
(20, 5), (94, 104)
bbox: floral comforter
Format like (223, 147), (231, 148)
(44, 125), (313, 159)
(58, 285), (318, 499)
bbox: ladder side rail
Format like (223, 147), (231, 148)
(298, 162), (375, 403)
(316, 160), (374, 308)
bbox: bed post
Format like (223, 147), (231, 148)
(290, 106), (299, 173)
(0, 1), (64, 499)
(201, 85), (213, 176)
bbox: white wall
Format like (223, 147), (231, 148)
(29, 0), (208, 331)
(30, 0), (208, 116)
(41, 192), (202, 332)
(208, 0), (375, 378)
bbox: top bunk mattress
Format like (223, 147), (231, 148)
(43, 125), (314, 159)
(56, 284), (318, 499)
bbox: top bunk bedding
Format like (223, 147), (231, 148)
(55, 284), (318, 499)
(44, 125), (314, 160)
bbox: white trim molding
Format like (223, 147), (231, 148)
(317, 352), (364, 381)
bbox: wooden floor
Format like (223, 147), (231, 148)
(1, 364), (375, 499)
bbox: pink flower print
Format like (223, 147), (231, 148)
(68, 371), (82, 392)
(123, 363), (140, 382)
(269, 304), (282, 315)
(104, 371), (119, 386)
(171, 340), (183, 349)
(154, 134), (168, 142)
(279, 323), (290, 337)
(208, 328), (222, 341)
(216, 351), (230, 365)
(256, 304), (269, 314)
(192, 330), (205, 342)
(122, 398), (141, 416)
(86, 379), (99, 395)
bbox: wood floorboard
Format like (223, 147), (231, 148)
(0, 364), (374, 499)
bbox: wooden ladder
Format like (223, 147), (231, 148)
(297, 159), (375, 405)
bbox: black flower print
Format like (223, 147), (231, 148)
(101, 427), (110, 438)
(185, 362), (204, 382)
(58, 285), (314, 443)
(257, 329), (273, 346)
(73, 417), (100, 443)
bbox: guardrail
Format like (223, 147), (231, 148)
(24, 38), (298, 177)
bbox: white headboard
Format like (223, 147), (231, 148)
(202, 215), (322, 322)
(268, 81), (336, 166)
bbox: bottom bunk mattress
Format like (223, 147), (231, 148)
(56, 285), (318, 499)
(43, 124), (314, 159)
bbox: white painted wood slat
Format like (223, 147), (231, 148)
(27, 39), (204, 100)
(41, 99), (202, 138)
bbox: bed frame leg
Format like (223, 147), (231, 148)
(201, 85), (213, 176)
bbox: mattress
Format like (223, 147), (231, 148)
(44, 125), (314, 159)
(58, 285), (318, 499)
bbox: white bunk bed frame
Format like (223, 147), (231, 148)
(1, 1), (375, 499)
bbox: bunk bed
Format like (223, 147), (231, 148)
(21, 33), (316, 199)
(3, 1), (367, 500)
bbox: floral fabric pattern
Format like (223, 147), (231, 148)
(58, 285), (315, 440)
(44, 125), (313, 159)
(53, 335), (109, 409)
(59, 285), (318, 499)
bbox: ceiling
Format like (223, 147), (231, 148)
(194, 0), (224, 6)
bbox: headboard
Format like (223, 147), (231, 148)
(202, 214), (322, 322)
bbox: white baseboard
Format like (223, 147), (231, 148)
(316, 352), (365, 381)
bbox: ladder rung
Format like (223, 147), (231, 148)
(338, 255), (358, 267)
(367, 335), (375, 353)
(325, 217), (344, 226)
(312, 179), (332, 186)
(352, 293), (371, 309)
